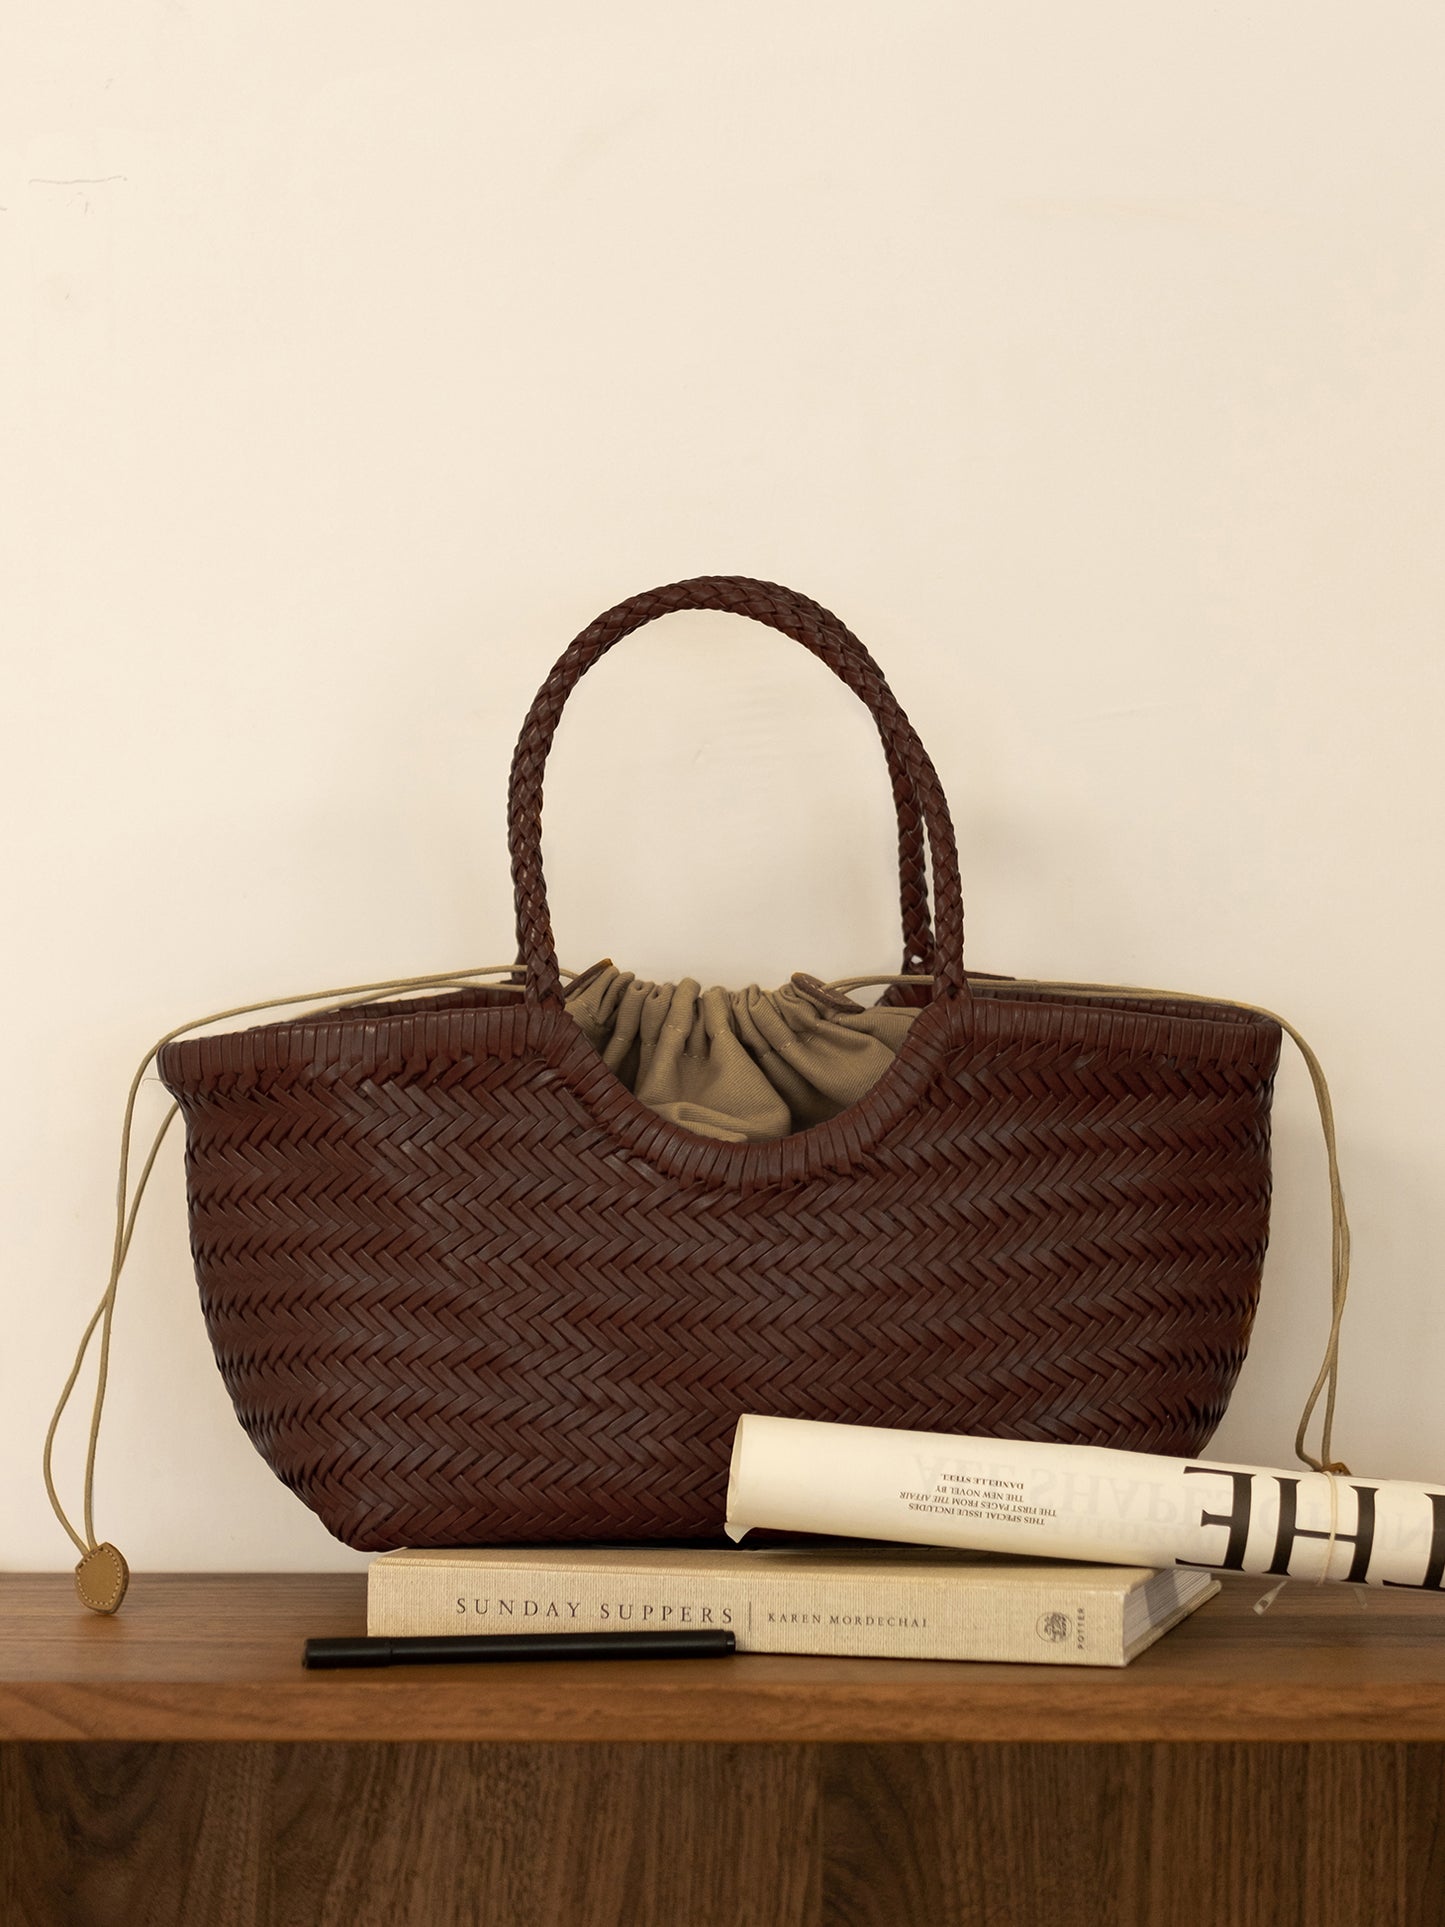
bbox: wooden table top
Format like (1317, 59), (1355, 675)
(3, 1571), (1443, 1744)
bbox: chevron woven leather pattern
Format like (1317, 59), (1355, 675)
(157, 578), (1281, 1550)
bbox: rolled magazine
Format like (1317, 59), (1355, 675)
(725, 1415), (1445, 1591)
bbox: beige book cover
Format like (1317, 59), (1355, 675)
(368, 1545), (1219, 1666)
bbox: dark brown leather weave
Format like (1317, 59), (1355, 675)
(158, 578), (1281, 1551)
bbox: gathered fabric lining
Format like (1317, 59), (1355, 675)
(564, 964), (916, 1143)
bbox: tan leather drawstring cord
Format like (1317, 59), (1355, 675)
(828, 973), (1352, 1481)
(44, 963), (558, 1612)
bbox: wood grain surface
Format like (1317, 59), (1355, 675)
(4, 1739), (1442, 1926)
(5, 1572), (1445, 1744)
(5, 1573), (1445, 1924)
(820, 1743), (1445, 1927)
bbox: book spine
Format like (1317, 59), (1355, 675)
(724, 1415), (1445, 1592)
(368, 1566), (1128, 1664)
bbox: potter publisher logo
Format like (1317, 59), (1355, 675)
(1036, 1611), (1071, 1644)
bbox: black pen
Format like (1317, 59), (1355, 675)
(303, 1628), (737, 1669)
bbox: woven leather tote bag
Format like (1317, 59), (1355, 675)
(156, 577), (1282, 1551)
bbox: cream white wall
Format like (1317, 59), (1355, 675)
(6, 5), (1443, 1574)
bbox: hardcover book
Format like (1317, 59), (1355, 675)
(367, 1545), (1219, 1667)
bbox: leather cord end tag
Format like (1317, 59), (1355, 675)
(75, 1542), (129, 1614)
(791, 972), (863, 1013)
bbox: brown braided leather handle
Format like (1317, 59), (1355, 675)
(508, 576), (967, 1008)
(513, 575), (939, 986)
